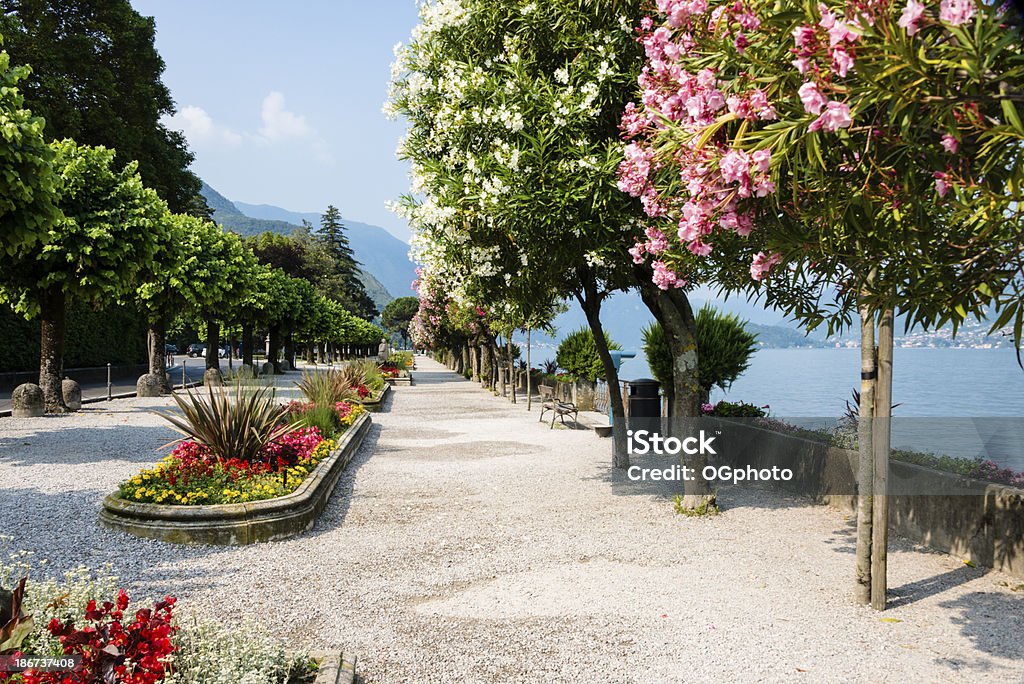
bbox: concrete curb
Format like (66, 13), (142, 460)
(310, 651), (357, 684)
(385, 373), (412, 387)
(360, 383), (391, 412)
(99, 412), (371, 545)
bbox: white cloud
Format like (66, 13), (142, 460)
(165, 94), (332, 164)
(258, 91), (314, 141)
(165, 105), (242, 146)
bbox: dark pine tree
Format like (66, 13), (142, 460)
(318, 205), (377, 320)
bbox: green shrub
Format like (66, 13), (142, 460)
(705, 400), (767, 417)
(555, 327), (621, 382)
(642, 305), (758, 401)
(158, 382), (296, 464)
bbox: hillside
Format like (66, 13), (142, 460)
(199, 182), (401, 313)
(233, 201), (418, 299)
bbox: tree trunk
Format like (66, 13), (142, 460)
(508, 337), (516, 404)
(284, 330), (295, 369)
(268, 325), (282, 374)
(526, 328), (532, 411)
(638, 285), (710, 507)
(577, 283), (627, 468)
(241, 322), (254, 368)
(855, 293), (877, 606)
(471, 343), (480, 382)
(480, 342), (492, 389)
(205, 320), (220, 372)
(38, 286), (68, 413)
(497, 337), (507, 397)
(147, 319), (170, 394)
(638, 285), (701, 417)
(871, 306), (894, 611)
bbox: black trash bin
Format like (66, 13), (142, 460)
(628, 378), (661, 418)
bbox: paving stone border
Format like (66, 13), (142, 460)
(360, 383), (391, 412)
(99, 412), (371, 545)
(309, 651), (357, 684)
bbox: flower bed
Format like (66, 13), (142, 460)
(0, 554), (316, 683)
(118, 402), (365, 507)
(100, 407), (371, 545)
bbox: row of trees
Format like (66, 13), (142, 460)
(391, 0), (1023, 608)
(0, 46), (381, 411)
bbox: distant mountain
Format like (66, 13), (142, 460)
(199, 182), (403, 313)
(233, 201), (418, 300)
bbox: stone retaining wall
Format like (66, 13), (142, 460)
(718, 421), (1024, 578)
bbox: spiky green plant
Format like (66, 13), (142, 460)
(297, 369), (357, 405)
(159, 382), (295, 463)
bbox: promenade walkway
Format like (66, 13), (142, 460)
(0, 357), (1021, 682)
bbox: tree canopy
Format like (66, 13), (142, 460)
(0, 0), (202, 213)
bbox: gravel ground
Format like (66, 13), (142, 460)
(1, 358), (1023, 683)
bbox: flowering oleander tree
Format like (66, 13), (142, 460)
(620, 0), (1022, 327)
(389, 0), (670, 462)
(620, 0), (1024, 606)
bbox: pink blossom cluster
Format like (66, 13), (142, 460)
(900, 0), (976, 34)
(789, 4), (859, 132)
(619, 0), (783, 288)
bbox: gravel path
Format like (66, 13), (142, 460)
(1, 358), (1023, 683)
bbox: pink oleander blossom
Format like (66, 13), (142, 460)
(939, 0), (976, 26)
(832, 49), (854, 77)
(799, 81), (827, 115)
(941, 134), (958, 153)
(898, 0), (926, 35)
(652, 260), (686, 289)
(809, 101), (853, 132)
(934, 172), (949, 197)
(750, 251), (783, 281)
(793, 25), (816, 48)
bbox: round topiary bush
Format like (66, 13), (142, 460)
(642, 305), (758, 403)
(555, 328), (620, 382)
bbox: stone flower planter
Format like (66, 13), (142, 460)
(310, 651), (357, 684)
(384, 371), (412, 386)
(99, 412), (371, 545)
(360, 383), (391, 412)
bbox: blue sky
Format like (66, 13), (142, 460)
(130, 0), (419, 241)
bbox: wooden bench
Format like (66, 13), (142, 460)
(538, 384), (579, 429)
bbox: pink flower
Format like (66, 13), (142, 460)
(798, 81), (827, 115)
(832, 49), (854, 77)
(828, 19), (858, 46)
(940, 0), (976, 26)
(818, 4), (836, 29)
(792, 57), (812, 75)
(941, 134), (958, 153)
(644, 226), (670, 253)
(898, 0), (926, 35)
(809, 101), (853, 132)
(652, 261), (685, 289)
(793, 25), (816, 48)
(750, 252), (783, 281)
(688, 240), (713, 256)
(719, 149), (750, 185)
(751, 148), (772, 174)
(629, 244), (646, 264)
(934, 172), (949, 197)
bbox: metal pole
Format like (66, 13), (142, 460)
(106, 363), (112, 401)
(182, 359), (187, 389)
(526, 328), (532, 411)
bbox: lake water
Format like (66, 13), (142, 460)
(526, 344), (1024, 470)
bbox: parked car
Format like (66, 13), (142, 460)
(187, 343), (205, 358)
(165, 343), (178, 355)
(202, 346), (229, 359)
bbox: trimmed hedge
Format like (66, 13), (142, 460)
(0, 301), (148, 372)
